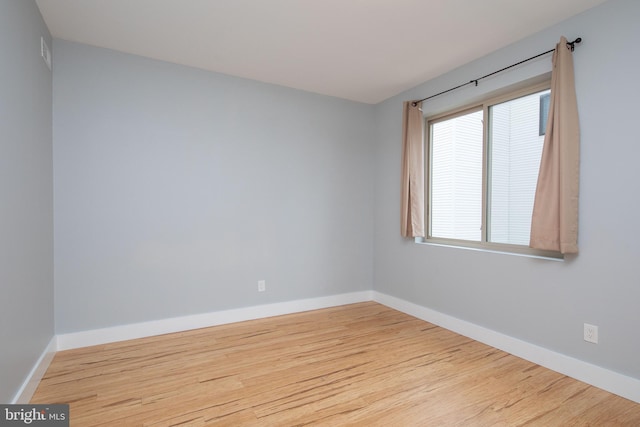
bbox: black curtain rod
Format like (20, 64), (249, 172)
(411, 37), (582, 106)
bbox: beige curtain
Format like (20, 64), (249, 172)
(400, 101), (425, 237)
(530, 36), (580, 254)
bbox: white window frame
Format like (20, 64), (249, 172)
(422, 81), (562, 260)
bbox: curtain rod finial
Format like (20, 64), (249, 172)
(567, 37), (582, 51)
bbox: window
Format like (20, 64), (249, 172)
(425, 83), (560, 258)
(539, 92), (550, 136)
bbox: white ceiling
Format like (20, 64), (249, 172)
(35, 0), (606, 104)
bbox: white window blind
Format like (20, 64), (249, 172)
(430, 110), (483, 241)
(489, 90), (548, 245)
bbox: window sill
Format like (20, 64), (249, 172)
(414, 237), (564, 262)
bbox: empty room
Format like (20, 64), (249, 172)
(2, 0), (639, 425)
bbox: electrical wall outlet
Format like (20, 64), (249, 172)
(258, 280), (266, 292)
(584, 323), (598, 344)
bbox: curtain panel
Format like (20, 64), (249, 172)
(530, 36), (580, 254)
(400, 101), (425, 238)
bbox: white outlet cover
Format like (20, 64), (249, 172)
(584, 323), (598, 344)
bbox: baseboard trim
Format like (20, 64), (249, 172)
(40, 290), (640, 404)
(372, 291), (640, 404)
(12, 336), (57, 404)
(56, 291), (373, 351)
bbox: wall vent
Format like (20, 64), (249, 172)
(41, 37), (52, 70)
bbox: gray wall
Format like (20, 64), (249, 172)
(0, 0), (54, 403)
(373, 0), (640, 380)
(53, 40), (375, 333)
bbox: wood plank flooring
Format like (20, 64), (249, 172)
(31, 302), (640, 426)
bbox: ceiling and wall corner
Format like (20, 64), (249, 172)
(34, 0), (607, 104)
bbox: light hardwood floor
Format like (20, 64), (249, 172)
(32, 302), (640, 426)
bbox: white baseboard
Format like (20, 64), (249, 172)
(12, 336), (57, 404)
(56, 291), (373, 351)
(372, 291), (640, 404)
(34, 290), (639, 405)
